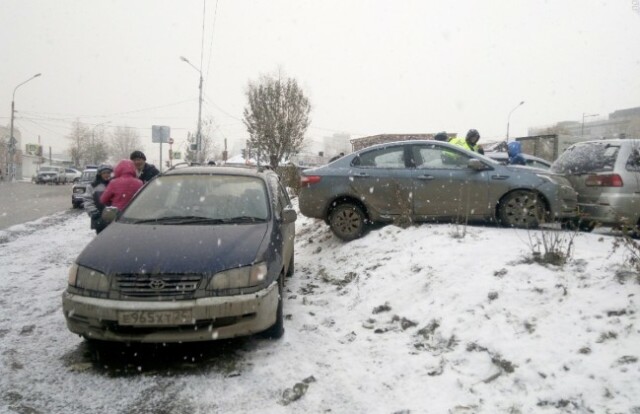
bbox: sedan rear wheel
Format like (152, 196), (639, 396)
(329, 203), (366, 241)
(498, 190), (546, 229)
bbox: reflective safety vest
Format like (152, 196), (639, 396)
(449, 136), (479, 152)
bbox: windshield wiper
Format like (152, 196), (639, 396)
(219, 216), (267, 224)
(128, 215), (266, 225)
(129, 216), (226, 225)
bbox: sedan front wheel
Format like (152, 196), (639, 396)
(498, 190), (547, 229)
(329, 203), (366, 241)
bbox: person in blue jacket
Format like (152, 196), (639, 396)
(507, 141), (526, 165)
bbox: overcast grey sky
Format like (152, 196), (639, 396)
(2, 0), (639, 165)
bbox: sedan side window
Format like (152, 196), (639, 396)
(354, 147), (406, 168)
(413, 145), (471, 170)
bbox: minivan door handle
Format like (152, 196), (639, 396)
(416, 174), (435, 180)
(353, 172), (369, 178)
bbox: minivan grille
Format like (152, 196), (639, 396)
(116, 274), (202, 297)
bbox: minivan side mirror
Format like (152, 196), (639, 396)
(101, 206), (119, 223)
(281, 208), (297, 224)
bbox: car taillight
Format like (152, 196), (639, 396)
(300, 175), (322, 186)
(585, 174), (623, 187)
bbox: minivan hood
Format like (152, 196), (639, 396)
(76, 222), (269, 275)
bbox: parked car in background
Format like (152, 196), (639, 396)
(62, 168), (82, 183)
(551, 138), (640, 236)
(71, 167), (97, 208)
(299, 140), (578, 241)
(484, 151), (552, 169)
(62, 165), (297, 343)
(33, 165), (65, 184)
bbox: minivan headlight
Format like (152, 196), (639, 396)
(207, 262), (268, 290)
(68, 263), (110, 292)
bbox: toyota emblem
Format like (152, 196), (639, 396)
(149, 279), (166, 290)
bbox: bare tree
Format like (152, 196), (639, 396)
(67, 120), (90, 167)
(110, 126), (142, 162)
(243, 72), (311, 169)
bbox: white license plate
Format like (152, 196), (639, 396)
(118, 310), (193, 326)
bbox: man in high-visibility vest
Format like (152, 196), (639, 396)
(449, 129), (481, 152)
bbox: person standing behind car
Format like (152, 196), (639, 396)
(507, 141), (526, 165)
(130, 150), (159, 183)
(83, 164), (112, 234)
(100, 160), (143, 212)
(433, 131), (449, 142)
(450, 129), (481, 152)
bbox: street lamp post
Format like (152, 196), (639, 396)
(506, 100), (525, 143)
(9, 73), (41, 181)
(180, 56), (204, 163)
(90, 121), (111, 166)
(581, 113), (599, 137)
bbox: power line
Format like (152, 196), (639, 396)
(18, 99), (197, 120)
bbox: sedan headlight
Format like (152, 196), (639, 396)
(68, 263), (110, 292)
(207, 262), (268, 290)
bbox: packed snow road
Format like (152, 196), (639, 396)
(0, 208), (638, 414)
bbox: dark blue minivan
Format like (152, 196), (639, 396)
(63, 165), (296, 343)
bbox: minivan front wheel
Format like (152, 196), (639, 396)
(329, 203), (366, 241)
(498, 190), (546, 229)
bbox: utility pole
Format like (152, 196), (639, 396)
(506, 101), (525, 143)
(9, 73), (41, 181)
(180, 56), (204, 163)
(581, 113), (599, 137)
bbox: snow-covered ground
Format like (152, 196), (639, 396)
(0, 206), (638, 414)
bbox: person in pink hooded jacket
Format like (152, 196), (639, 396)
(100, 159), (143, 211)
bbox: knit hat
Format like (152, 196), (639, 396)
(130, 150), (146, 161)
(97, 164), (113, 174)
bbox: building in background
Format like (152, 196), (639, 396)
(529, 105), (640, 139)
(1, 125), (72, 181)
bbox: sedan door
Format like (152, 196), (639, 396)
(349, 144), (414, 219)
(409, 143), (491, 220)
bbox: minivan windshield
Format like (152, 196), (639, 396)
(551, 143), (621, 174)
(121, 174), (270, 224)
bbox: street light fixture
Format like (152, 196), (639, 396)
(581, 113), (599, 137)
(506, 100), (525, 143)
(9, 73), (41, 181)
(180, 56), (204, 163)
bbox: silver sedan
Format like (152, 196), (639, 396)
(299, 140), (578, 240)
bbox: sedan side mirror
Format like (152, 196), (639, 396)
(468, 158), (488, 171)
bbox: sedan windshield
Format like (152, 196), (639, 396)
(121, 175), (270, 224)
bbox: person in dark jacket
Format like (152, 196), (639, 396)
(100, 159), (143, 211)
(130, 150), (160, 183)
(507, 141), (526, 165)
(83, 164), (112, 234)
(433, 131), (449, 142)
